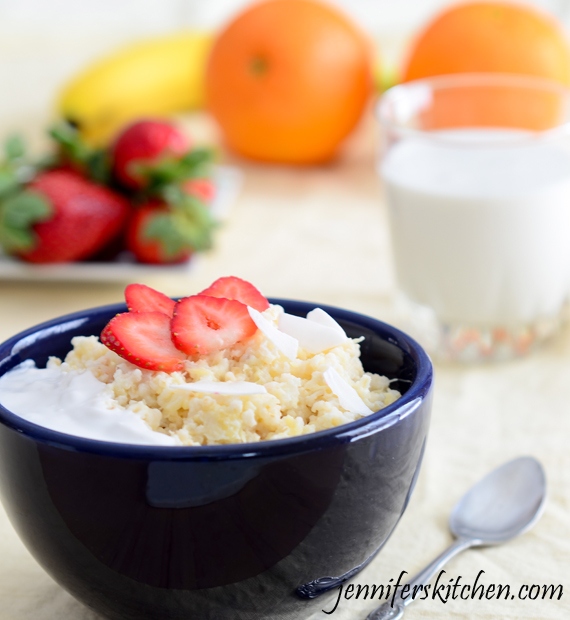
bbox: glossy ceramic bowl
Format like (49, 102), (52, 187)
(0, 300), (433, 620)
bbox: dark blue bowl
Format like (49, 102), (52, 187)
(0, 299), (433, 620)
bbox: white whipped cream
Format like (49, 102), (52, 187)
(0, 360), (177, 446)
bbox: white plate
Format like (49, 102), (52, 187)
(0, 166), (242, 282)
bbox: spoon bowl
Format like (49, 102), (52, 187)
(450, 456), (547, 544)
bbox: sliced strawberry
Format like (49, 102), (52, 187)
(101, 311), (187, 372)
(199, 276), (270, 312)
(171, 294), (257, 355)
(125, 283), (176, 317)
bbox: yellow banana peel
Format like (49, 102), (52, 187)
(58, 32), (213, 147)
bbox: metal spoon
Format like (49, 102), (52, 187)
(365, 456), (546, 620)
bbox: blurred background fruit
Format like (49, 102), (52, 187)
(0, 120), (217, 265)
(58, 32), (213, 147)
(4, 1), (570, 133)
(402, 1), (570, 84)
(2, 0), (570, 269)
(1, 169), (130, 263)
(111, 120), (190, 190)
(205, 0), (374, 164)
(125, 201), (194, 264)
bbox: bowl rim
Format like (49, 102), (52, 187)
(0, 299), (433, 460)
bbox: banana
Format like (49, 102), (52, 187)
(57, 32), (213, 147)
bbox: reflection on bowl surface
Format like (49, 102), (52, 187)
(0, 299), (433, 620)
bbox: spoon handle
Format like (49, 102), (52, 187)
(365, 537), (474, 620)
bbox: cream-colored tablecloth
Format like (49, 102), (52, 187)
(0, 113), (568, 620)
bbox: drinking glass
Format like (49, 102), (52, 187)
(377, 73), (570, 361)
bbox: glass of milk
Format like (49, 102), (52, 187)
(378, 73), (570, 361)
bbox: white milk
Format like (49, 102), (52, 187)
(382, 129), (570, 326)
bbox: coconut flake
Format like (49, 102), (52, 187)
(306, 308), (346, 336)
(247, 306), (298, 360)
(278, 312), (347, 354)
(171, 381), (268, 395)
(323, 367), (374, 415)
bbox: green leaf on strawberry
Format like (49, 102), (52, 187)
(0, 190), (52, 252)
(136, 147), (215, 192)
(87, 149), (112, 185)
(126, 193), (217, 264)
(49, 122), (91, 163)
(143, 211), (193, 259)
(0, 134), (30, 200)
(144, 207), (213, 256)
(178, 148), (215, 178)
(49, 122), (111, 185)
(4, 134), (26, 162)
(161, 184), (216, 248)
(0, 170), (18, 200)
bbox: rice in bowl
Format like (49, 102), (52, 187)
(46, 304), (400, 445)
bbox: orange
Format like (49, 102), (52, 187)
(417, 79), (566, 132)
(402, 1), (570, 85)
(205, 0), (373, 164)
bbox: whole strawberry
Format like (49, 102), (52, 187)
(0, 169), (130, 263)
(112, 120), (189, 190)
(126, 202), (193, 264)
(126, 197), (215, 265)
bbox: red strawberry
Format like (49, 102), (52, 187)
(200, 276), (270, 312)
(101, 311), (186, 372)
(125, 202), (193, 265)
(183, 178), (216, 203)
(1, 169), (130, 263)
(171, 294), (257, 355)
(125, 283), (176, 316)
(112, 120), (189, 190)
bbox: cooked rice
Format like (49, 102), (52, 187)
(49, 305), (400, 445)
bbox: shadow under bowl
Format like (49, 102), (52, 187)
(0, 299), (433, 620)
